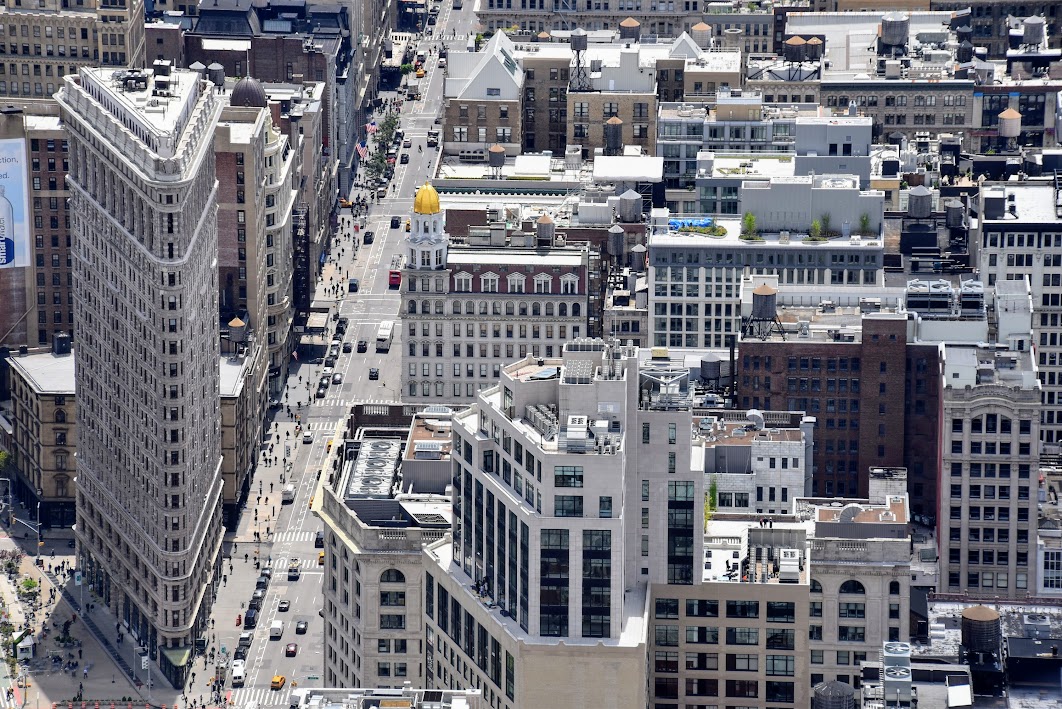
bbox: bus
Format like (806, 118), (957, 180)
(376, 320), (395, 352)
(388, 254), (403, 287)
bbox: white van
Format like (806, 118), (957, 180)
(230, 660), (246, 687)
(270, 620), (284, 639)
(282, 485), (296, 503)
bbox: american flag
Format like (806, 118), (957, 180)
(365, 121), (378, 134)
(356, 140), (369, 159)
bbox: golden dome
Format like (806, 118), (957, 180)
(413, 182), (441, 215)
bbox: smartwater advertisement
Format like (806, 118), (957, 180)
(0, 138), (30, 268)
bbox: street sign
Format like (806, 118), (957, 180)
(141, 655), (149, 670)
(74, 571), (82, 586)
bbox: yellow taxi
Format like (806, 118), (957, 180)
(415, 68), (426, 78)
(318, 551), (325, 565)
(271, 675), (286, 690)
(339, 198), (352, 208)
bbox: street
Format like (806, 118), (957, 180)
(187, 1), (480, 706)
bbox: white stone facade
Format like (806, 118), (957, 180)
(58, 66), (224, 684)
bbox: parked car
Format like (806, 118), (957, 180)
(342, 341), (353, 353)
(363, 231), (375, 244)
(332, 373), (343, 385)
(402, 138), (412, 148)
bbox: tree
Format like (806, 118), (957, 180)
(809, 219), (822, 240)
(741, 211), (757, 238)
(399, 63), (414, 76)
(859, 212), (872, 235)
(820, 212), (832, 236)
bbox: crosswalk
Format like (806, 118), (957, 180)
(230, 686), (292, 706)
(306, 421), (337, 432)
(321, 396), (349, 407)
(270, 530), (317, 544)
(270, 557), (322, 570)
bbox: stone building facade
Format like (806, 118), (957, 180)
(58, 65), (224, 685)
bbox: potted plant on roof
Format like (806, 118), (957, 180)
(739, 211), (762, 241)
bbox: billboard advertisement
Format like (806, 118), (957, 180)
(0, 138), (30, 268)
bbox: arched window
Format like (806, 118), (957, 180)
(546, 303), (554, 316)
(889, 581), (900, 595)
(532, 303), (541, 316)
(492, 302), (501, 315)
(572, 303), (581, 316)
(381, 569), (406, 583)
(810, 579), (822, 593)
(559, 303), (568, 317)
(505, 302), (514, 315)
(408, 301), (416, 314)
(55, 409), (66, 423)
(465, 301), (475, 314)
(840, 580), (866, 594)
(519, 302), (528, 316)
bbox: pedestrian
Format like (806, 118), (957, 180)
(78, 648), (82, 659)
(83, 667), (88, 678)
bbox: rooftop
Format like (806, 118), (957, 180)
(292, 687), (482, 709)
(814, 495), (907, 525)
(981, 183), (1062, 225)
(703, 516), (811, 584)
(218, 354), (251, 398)
(403, 410), (454, 462)
(943, 345), (1038, 390)
(917, 601), (1062, 661)
(698, 419), (802, 448)
(8, 350), (76, 395)
(77, 65), (205, 158)
(447, 248), (585, 268)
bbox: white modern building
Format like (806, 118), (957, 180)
(423, 339), (709, 709)
(58, 63), (224, 686)
(400, 184), (592, 404)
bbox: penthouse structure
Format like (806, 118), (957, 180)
(57, 64), (224, 684)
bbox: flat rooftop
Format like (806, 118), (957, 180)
(815, 496), (908, 525)
(916, 601), (1062, 660)
(79, 66), (204, 156)
(703, 516), (811, 585)
(700, 419), (802, 447)
(446, 248), (584, 268)
(404, 411), (454, 462)
(8, 351), (76, 394)
(219, 354), (249, 398)
(982, 184), (1062, 225)
(294, 687), (481, 709)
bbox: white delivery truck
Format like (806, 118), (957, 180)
(270, 620), (284, 639)
(282, 484), (296, 503)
